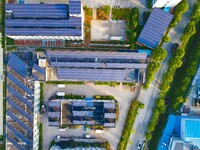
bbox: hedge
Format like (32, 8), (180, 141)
(93, 95), (115, 100)
(46, 81), (85, 85)
(118, 100), (144, 150)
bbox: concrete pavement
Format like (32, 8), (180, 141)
(127, 1), (196, 149)
(0, 33), (3, 136)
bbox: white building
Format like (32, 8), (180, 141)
(152, 0), (182, 8)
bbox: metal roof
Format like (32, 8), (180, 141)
(5, 3), (83, 36)
(57, 68), (135, 82)
(137, 8), (173, 49)
(69, 0), (81, 15)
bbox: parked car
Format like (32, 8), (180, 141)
(137, 141), (142, 149)
(171, 43), (179, 51)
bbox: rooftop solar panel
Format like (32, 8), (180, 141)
(7, 135), (26, 150)
(137, 8), (173, 49)
(7, 73), (33, 95)
(33, 64), (45, 74)
(5, 28), (82, 36)
(57, 68), (134, 82)
(7, 123), (32, 146)
(69, 0), (81, 15)
(7, 98), (33, 121)
(7, 110), (33, 133)
(7, 86), (33, 110)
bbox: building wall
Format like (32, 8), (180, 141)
(7, 35), (84, 40)
(152, 0), (182, 8)
(33, 81), (40, 150)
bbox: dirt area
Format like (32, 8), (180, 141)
(91, 20), (126, 41)
(61, 101), (73, 125)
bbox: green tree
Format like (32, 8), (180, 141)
(151, 47), (167, 62)
(145, 132), (152, 140)
(162, 35), (170, 43)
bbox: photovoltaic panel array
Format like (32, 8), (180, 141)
(5, 3), (83, 37)
(5, 18), (82, 28)
(137, 8), (173, 49)
(69, 0), (81, 15)
(57, 68), (133, 82)
(5, 4), (67, 18)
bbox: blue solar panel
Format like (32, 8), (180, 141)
(7, 73), (33, 95)
(33, 64), (45, 74)
(7, 135), (26, 150)
(7, 86), (33, 110)
(137, 8), (173, 49)
(7, 98), (32, 121)
(7, 110), (33, 133)
(8, 53), (27, 78)
(69, 0), (81, 14)
(6, 4), (67, 18)
(5, 18), (82, 28)
(7, 123), (32, 146)
(5, 28), (82, 36)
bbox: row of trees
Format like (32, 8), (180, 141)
(145, 0), (199, 142)
(118, 100), (144, 150)
(170, 0), (189, 27)
(144, 46), (167, 88)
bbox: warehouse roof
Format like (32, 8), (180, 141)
(137, 8), (173, 49)
(5, 3), (82, 36)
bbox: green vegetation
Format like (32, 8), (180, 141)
(162, 35), (170, 43)
(46, 81), (85, 85)
(144, 46), (167, 88)
(143, 11), (151, 23)
(97, 5), (111, 20)
(122, 82), (135, 86)
(170, 0), (189, 27)
(94, 81), (120, 86)
(39, 123), (43, 150)
(6, 37), (14, 45)
(54, 140), (111, 150)
(83, 6), (93, 16)
(147, 1), (200, 149)
(93, 95), (115, 100)
(118, 100), (144, 150)
(1, 0), (5, 49)
(112, 8), (141, 49)
(35, 47), (46, 51)
(147, 0), (152, 9)
(40, 82), (44, 112)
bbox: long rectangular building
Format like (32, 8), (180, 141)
(5, 0), (84, 40)
(6, 52), (45, 150)
(47, 50), (147, 82)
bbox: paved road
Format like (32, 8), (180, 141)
(0, 33), (3, 136)
(127, 1), (196, 149)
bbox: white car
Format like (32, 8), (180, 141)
(137, 142), (142, 149)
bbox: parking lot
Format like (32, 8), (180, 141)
(42, 83), (140, 150)
(91, 20), (126, 41)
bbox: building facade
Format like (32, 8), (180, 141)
(152, 0), (182, 8)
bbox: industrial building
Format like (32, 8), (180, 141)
(5, 0), (84, 40)
(152, 0), (182, 8)
(137, 8), (173, 49)
(46, 50), (148, 83)
(158, 115), (200, 150)
(6, 52), (45, 150)
(48, 98), (116, 127)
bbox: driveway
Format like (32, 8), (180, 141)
(42, 83), (139, 150)
(126, 0), (197, 149)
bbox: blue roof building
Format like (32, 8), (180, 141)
(5, 0), (83, 40)
(181, 117), (200, 148)
(137, 8), (173, 49)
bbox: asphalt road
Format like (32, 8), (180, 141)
(0, 33), (3, 136)
(126, 1), (196, 149)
